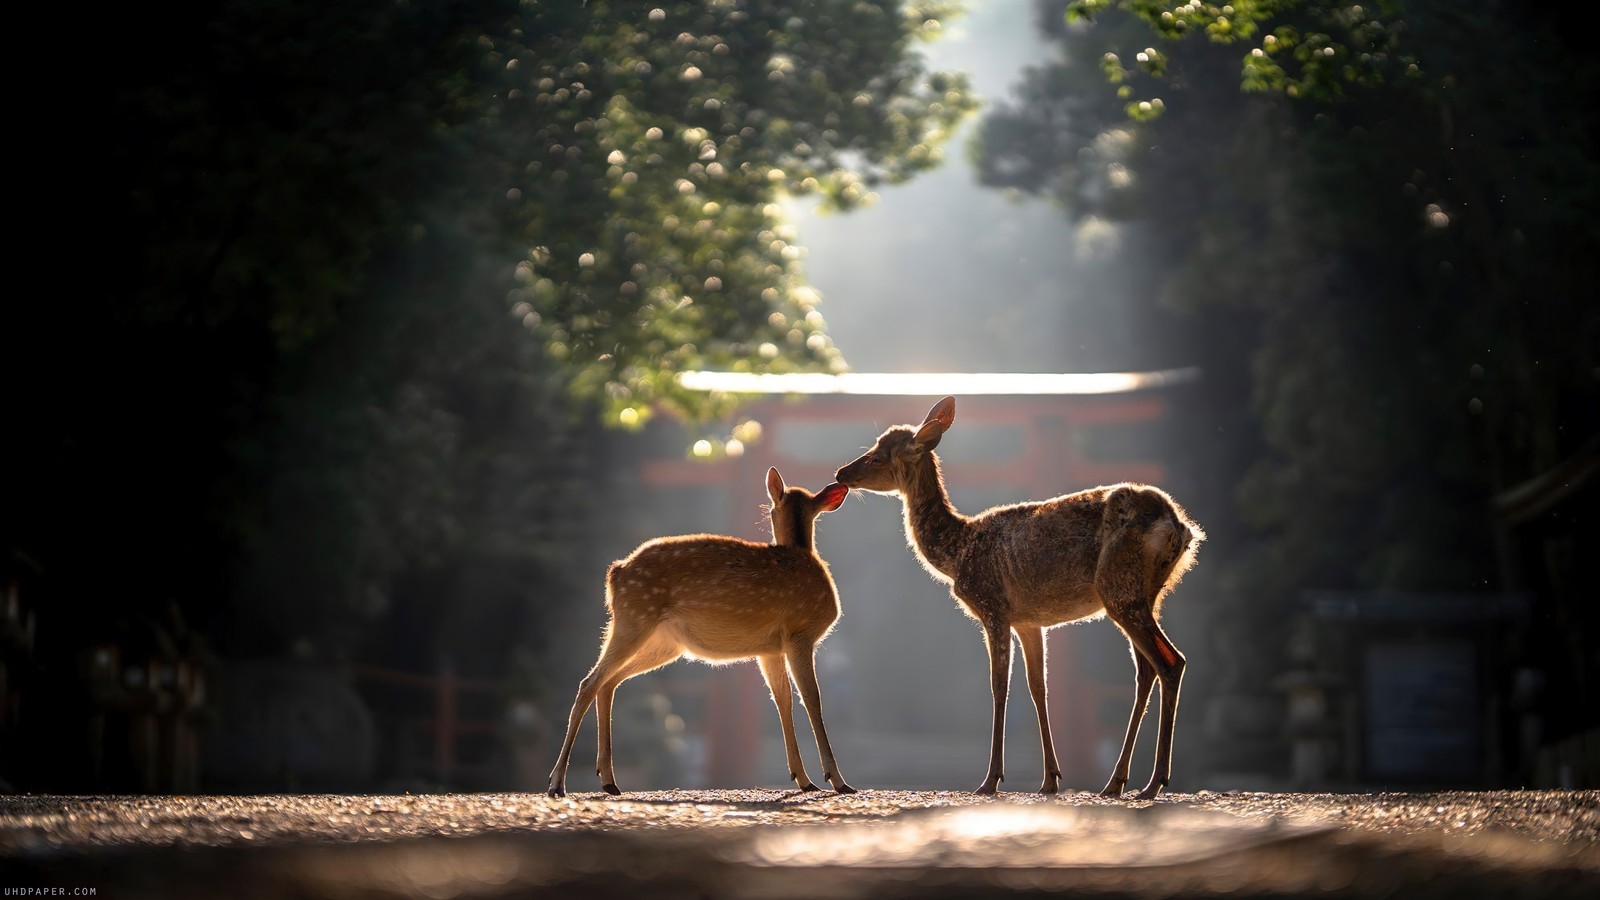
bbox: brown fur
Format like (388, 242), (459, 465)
(547, 468), (855, 797)
(836, 397), (1203, 798)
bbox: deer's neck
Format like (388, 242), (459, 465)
(770, 504), (815, 552)
(901, 452), (967, 579)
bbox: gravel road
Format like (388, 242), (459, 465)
(4, 789), (1597, 899)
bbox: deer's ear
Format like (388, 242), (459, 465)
(913, 396), (954, 451)
(923, 396), (956, 431)
(766, 467), (785, 504)
(815, 483), (849, 513)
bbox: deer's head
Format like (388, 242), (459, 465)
(766, 466), (848, 546)
(834, 396), (955, 494)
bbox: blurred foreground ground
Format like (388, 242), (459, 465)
(3, 789), (1597, 898)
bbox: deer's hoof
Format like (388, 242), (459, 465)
(1134, 784), (1164, 801)
(546, 786), (565, 798)
(1039, 779), (1060, 795)
(975, 781), (1001, 796)
(834, 782), (858, 795)
(602, 783), (622, 796)
(1098, 779), (1126, 799)
(798, 782), (821, 792)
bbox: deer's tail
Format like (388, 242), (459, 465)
(1112, 486), (1202, 615)
(1155, 499), (1204, 611)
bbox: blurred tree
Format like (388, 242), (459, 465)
(499, 1), (975, 426)
(973, 0), (1598, 775)
(3, 0), (974, 788)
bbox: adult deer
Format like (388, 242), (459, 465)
(546, 467), (856, 797)
(835, 396), (1203, 799)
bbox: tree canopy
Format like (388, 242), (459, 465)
(5, 0), (975, 686)
(972, 0), (1598, 756)
(501, 1), (974, 427)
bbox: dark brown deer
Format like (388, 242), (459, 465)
(835, 396), (1203, 799)
(547, 467), (856, 797)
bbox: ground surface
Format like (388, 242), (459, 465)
(4, 789), (1598, 898)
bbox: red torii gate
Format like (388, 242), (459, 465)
(640, 369), (1196, 788)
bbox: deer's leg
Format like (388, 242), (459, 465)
(1099, 644), (1156, 798)
(547, 673), (596, 798)
(1014, 627), (1062, 794)
(549, 622), (639, 796)
(594, 635), (682, 795)
(548, 614), (661, 797)
(1097, 517), (1189, 801)
(785, 644), (856, 793)
(976, 619), (1012, 795)
(1108, 611), (1185, 800)
(758, 652), (817, 791)
(1136, 618), (1185, 800)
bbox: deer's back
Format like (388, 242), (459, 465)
(961, 484), (1200, 626)
(971, 484), (1112, 570)
(606, 535), (840, 655)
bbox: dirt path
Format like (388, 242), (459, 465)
(4, 789), (1597, 899)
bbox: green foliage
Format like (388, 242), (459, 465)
(1069, 0), (1418, 101)
(972, 0), (1599, 704)
(9, 0), (975, 679)
(497, 1), (976, 426)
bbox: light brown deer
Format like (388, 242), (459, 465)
(546, 467), (856, 797)
(835, 396), (1203, 799)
